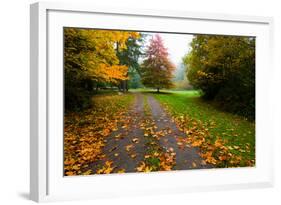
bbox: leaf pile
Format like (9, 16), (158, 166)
(159, 102), (255, 168)
(64, 94), (134, 176)
(173, 115), (254, 167)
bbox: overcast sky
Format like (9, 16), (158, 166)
(143, 32), (194, 67)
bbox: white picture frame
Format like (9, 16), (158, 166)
(30, 1), (274, 202)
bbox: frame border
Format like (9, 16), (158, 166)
(30, 1), (274, 202)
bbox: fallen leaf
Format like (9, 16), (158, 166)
(82, 169), (92, 175)
(130, 154), (137, 158)
(136, 162), (146, 171)
(125, 144), (134, 152)
(117, 169), (125, 173)
(177, 142), (183, 146)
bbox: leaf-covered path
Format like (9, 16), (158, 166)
(88, 93), (212, 174)
(88, 93), (146, 173)
(147, 95), (212, 170)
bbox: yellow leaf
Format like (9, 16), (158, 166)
(126, 144), (134, 152)
(65, 171), (75, 176)
(130, 154), (137, 158)
(177, 142), (183, 146)
(136, 162), (146, 172)
(105, 161), (113, 167)
(144, 166), (152, 172)
(117, 169), (125, 173)
(82, 169), (92, 175)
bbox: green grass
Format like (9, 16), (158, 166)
(149, 90), (255, 164)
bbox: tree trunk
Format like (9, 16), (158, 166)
(120, 81), (126, 92)
(95, 84), (99, 93)
(125, 79), (129, 92)
(123, 80), (126, 92)
(157, 87), (160, 93)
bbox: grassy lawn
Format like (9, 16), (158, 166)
(148, 89), (255, 167)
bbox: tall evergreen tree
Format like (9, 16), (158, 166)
(117, 34), (145, 91)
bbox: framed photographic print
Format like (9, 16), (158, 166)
(30, 1), (274, 202)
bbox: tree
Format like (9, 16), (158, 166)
(64, 28), (140, 110)
(140, 34), (175, 92)
(128, 67), (143, 89)
(117, 34), (145, 91)
(183, 35), (255, 119)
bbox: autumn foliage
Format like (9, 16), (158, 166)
(140, 34), (175, 92)
(64, 28), (140, 110)
(64, 94), (134, 175)
(183, 35), (255, 119)
(63, 30), (255, 176)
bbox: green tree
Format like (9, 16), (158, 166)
(184, 35), (255, 119)
(117, 34), (145, 91)
(128, 67), (143, 89)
